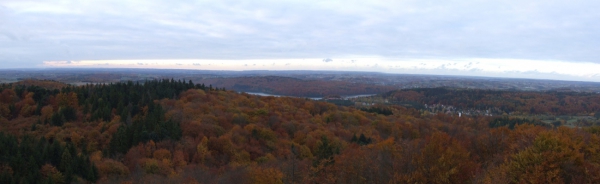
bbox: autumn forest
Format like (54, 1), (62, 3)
(2, 79), (600, 183)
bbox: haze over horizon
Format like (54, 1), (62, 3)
(2, 0), (600, 81)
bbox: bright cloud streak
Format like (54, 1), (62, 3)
(3, 0), (600, 82)
(44, 58), (600, 82)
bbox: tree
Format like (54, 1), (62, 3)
(314, 136), (339, 166)
(351, 134), (358, 143)
(59, 147), (73, 183)
(248, 167), (284, 184)
(503, 130), (594, 183)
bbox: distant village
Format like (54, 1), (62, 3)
(348, 95), (503, 117)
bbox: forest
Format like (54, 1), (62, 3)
(197, 76), (395, 97)
(1, 80), (600, 183)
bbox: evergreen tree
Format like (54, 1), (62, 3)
(314, 136), (339, 166)
(351, 134), (358, 143)
(60, 145), (75, 183)
(358, 133), (368, 145)
(59, 149), (71, 172)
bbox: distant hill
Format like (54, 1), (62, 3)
(4, 69), (600, 93)
(197, 76), (396, 97)
(382, 88), (600, 115)
(11, 79), (68, 90)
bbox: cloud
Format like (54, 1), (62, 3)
(3, 0), (599, 61)
(2, 0), (600, 81)
(38, 58), (600, 81)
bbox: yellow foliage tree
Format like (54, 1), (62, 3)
(40, 164), (65, 183)
(248, 167), (284, 184)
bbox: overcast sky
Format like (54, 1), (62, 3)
(2, 0), (600, 81)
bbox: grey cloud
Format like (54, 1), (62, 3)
(1, 32), (19, 41)
(1, 0), (600, 69)
(469, 68), (483, 72)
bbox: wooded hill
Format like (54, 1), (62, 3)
(384, 88), (600, 115)
(1, 80), (600, 183)
(197, 76), (395, 97)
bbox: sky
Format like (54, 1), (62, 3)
(1, 0), (600, 81)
